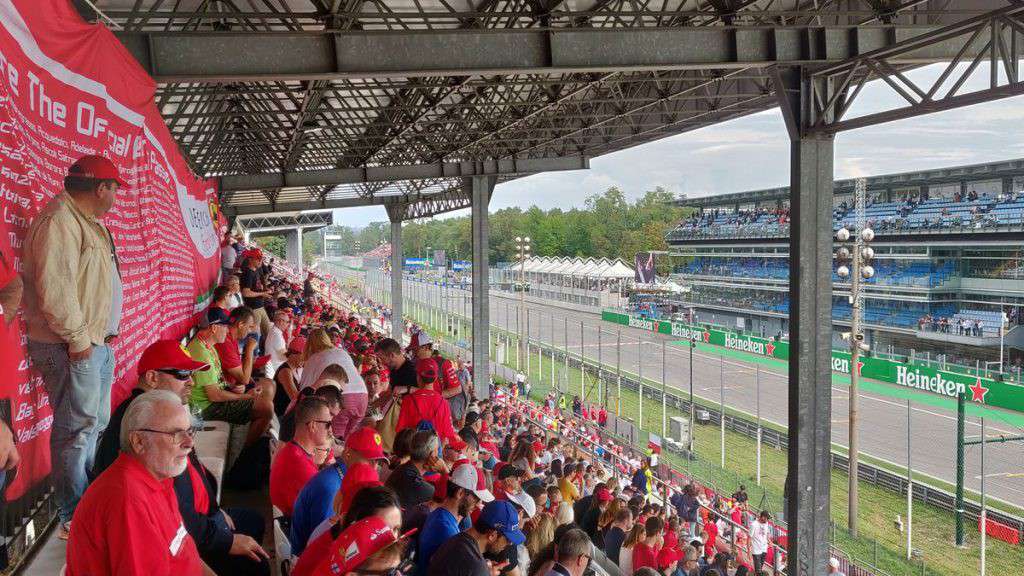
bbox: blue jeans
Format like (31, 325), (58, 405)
(28, 341), (114, 523)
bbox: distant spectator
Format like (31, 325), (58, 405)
(265, 308), (292, 375)
(66, 391), (204, 574)
(225, 275), (244, 310)
(270, 397), (334, 518)
(375, 337), (418, 393)
(239, 250), (273, 337)
(221, 232), (237, 279)
(187, 307), (273, 447)
(828, 557), (847, 576)
(22, 155), (124, 538)
(749, 511), (772, 575)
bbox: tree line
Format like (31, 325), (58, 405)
(260, 187), (689, 266)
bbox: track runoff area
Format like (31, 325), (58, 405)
(370, 272), (1024, 510)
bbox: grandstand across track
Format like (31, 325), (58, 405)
(356, 271), (1024, 509)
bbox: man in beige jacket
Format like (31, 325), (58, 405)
(22, 155), (123, 539)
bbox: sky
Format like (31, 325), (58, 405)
(331, 63), (1024, 228)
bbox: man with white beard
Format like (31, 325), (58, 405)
(66, 390), (212, 575)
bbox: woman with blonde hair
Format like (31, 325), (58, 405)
(525, 512), (556, 559)
(599, 497), (625, 538)
(299, 326), (368, 440)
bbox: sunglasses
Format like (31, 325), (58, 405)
(157, 368), (194, 381)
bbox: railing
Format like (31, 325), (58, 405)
(668, 220), (1024, 242)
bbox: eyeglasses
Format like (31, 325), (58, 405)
(157, 369), (193, 381)
(312, 420), (333, 429)
(138, 426), (200, 443)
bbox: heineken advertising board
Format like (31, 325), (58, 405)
(603, 311), (1024, 413)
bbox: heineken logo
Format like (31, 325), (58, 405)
(969, 378), (990, 403)
(831, 357), (864, 376)
(896, 365), (969, 399)
(670, 324), (702, 339)
(725, 333), (767, 355)
(628, 316), (656, 331)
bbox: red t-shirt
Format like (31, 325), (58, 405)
(430, 357), (461, 394)
(632, 541), (661, 571)
(291, 524), (334, 576)
(270, 441), (318, 516)
(396, 388), (456, 443)
(67, 453), (203, 576)
(703, 518), (719, 558)
(215, 332), (243, 385)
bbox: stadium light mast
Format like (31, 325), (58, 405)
(835, 177), (873, 537)
(515, 236), (531, 372)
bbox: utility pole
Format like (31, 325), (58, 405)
(835, 177), (874, 537)
(957, 394), (1024, 547)
(515, 236), (530, 373)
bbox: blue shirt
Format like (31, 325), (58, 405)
(289, 462), (346, 555)
(417, 507), (461, 576)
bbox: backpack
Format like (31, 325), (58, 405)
(410, 393), (435, 434)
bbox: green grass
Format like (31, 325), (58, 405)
(387, 296), (1023, 576)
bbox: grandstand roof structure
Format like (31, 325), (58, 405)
(88, 1), (1024, 220)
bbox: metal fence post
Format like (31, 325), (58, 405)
(756, 363), (762, 486)
(597, 327), (603, 406)
(616, 329), (622, 416)
(720, 355), (726, 469)
(661, 340), (667, 440)
(906, 397), (913, 560)
(638, 335), (644, 427)
(580, 320), (586, 398)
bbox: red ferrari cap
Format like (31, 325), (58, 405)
(346, 427), (386, 460)
(416, 358), (438, 383)
(137, 340), (209, 376)
(322, 516), (414, 575)
(68, 155), (126, 187)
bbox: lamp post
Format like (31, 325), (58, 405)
(515, 236), (531, 372)
(834, 177), (874, 537)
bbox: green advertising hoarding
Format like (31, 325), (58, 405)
(602, 310), (1024, 413)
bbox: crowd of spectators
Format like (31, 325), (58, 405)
(0, 156), (865, 576)
(917, 314), (988, 336)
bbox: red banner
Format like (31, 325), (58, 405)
(0, 0), (222, 503)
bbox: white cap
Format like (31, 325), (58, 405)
(829, 558), (840, 569)
(507, 490), (537, 519)
(451, 463), (494, 502)
(417, 331), (433, 347)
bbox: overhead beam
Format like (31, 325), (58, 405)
(117, 25), (969, 83)
(218, 154), (588, 191)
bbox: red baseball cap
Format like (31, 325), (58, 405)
(288, 337), (307, 354)
(68, 155), (126, 187)
(339, 461), (382, 516)
(595, 486), (613, 502)
(416, 358), (438, 383)
(137, 340), (209, 376)
(346, 427), (387, 461)
(447, 436), (468, 452)
(322, 516), (415, 575)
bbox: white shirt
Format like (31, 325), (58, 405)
(300, 347), (366, 395)
(221, 244), (236, 270)
(265, 325), (288, 375)
(749, 519), (771, 555)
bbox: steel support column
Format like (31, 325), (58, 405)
(284, 227), (304, 271)
(469, 175), (496, 399)
(775, 66), (834, 576)
(388, 208), (404, 341)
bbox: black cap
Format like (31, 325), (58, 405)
(202, 307), (231, 327)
